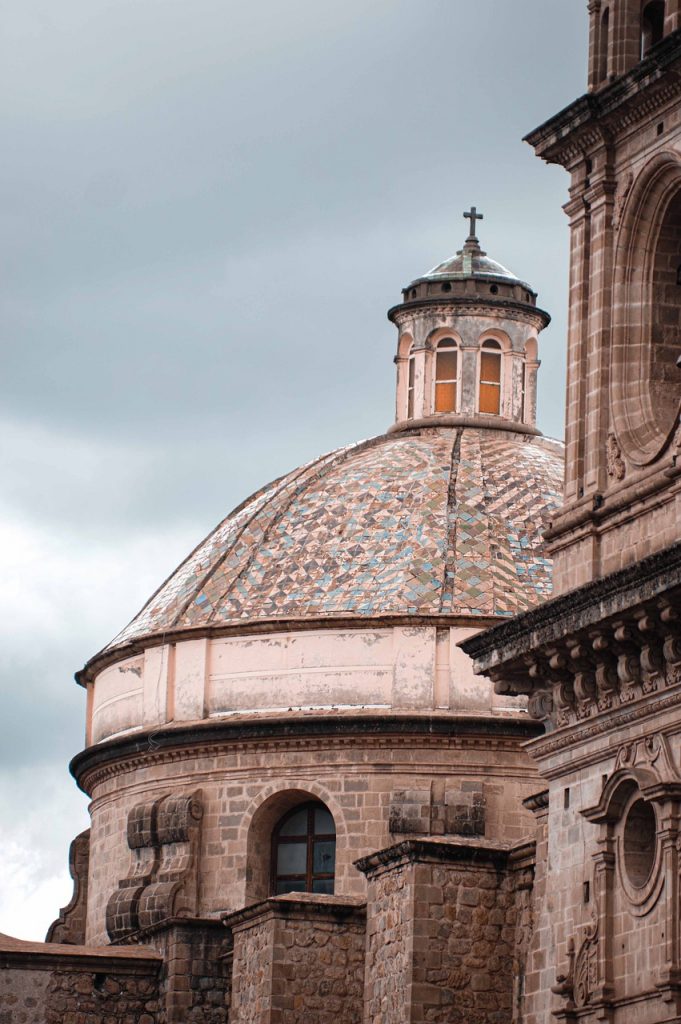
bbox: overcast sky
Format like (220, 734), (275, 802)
(0, 0), (587, 940)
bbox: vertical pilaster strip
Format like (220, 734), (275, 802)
(583, 176), (617, 497)
(588, 0), (603, 91)
(563, 187), (591, 505)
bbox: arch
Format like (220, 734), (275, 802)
(424, 326), (464, 350)
(524, 337), (538, 363)
(611, 152), (681, 465)
(240, 782), (347, 904)
(433, 337), (459, 413)
(397, 332), (413, 361)
(590, 771), (655, 824)
(476, 328), (512, 352)
(478, 338), (503, 415)
(641, 0), (665, 56)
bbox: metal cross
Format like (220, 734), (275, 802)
(464, 206), (484, 240)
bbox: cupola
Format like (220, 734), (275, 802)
(388, 208), (551, 433)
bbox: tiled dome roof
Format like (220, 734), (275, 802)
(104, 428), (563, 655)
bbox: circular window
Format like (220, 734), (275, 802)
(623, 799), (656, 887)
(441, 282), (452, 292)
(490, 284), (499, 295)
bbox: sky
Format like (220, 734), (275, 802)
(0, 0), (587, 940)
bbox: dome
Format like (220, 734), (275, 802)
(423, 250), (527, 286)
(396, 209), (541, 308)
(101, 427), (563, 660)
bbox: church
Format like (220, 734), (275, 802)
(2, 3), (681, 1023)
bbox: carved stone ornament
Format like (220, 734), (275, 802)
(606, 431), (626, 481)
(552, 893), (601, 1012)
(106, 789), (203, 941)
(615, 733), (680, 782)
(612, 173), (634, 232)
(492, 595), (681, 733)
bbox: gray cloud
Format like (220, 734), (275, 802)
(1, 0), (586, 937)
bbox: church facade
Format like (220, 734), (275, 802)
(2, 4), (680, 1023)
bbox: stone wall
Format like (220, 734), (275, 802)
(74, 716), (539, 945)
(45, 969), (159, 1023)
(225, 893), (366, 1024)
(358, 838), (520, 1024)
(0, 933), (160, 1024)
(151, 920), (231, 1024)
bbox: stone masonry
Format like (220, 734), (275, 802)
(357, 838), (528, 1024)
(0, 932), (161, 1024)
(224, 894), (366, 1024)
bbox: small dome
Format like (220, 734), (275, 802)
(424, 250), (525, 285)
(398, 209), (539, 301)
(102, 428), (563, 658)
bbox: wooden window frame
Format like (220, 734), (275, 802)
(270, 801), (336, 896)
(433, 338), (458, 414)
(407, 353), (416, 419)
(478, 339), (502, 415)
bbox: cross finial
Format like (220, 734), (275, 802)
(464, 206), (483, 241)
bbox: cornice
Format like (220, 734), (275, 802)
(70, 714), (541, 795)
(387, 415), (542, 438)
(461, 541), (681, 666)
(77, 612), (500, 688)
(461, 546), (681, 752)
(522, 789), (549, 813)
(354, 836), (512, 877)
(525, 31), (681, 166)
(223, 894), (366, 932)
(0, 937), (160, 973)
(388, 298), (550, 331)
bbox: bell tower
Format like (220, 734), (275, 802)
(526, 4), (681, 593)
(588, 0), (681, 90)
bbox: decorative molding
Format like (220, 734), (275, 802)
(106, 790), (203, 942)
(615, 734), (680, 783)
(72, 715), (540, 794)
(489, 592), (681, 740)
(531, 688), (681, 763)
(388, 301), (549, 332)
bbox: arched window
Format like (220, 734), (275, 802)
(598, 6), (610, 83)
(407, 349), (415, 419)
(271, 801), (336, 896)
(641, 1), (665, 57)
(479, 339), (502, 415)
(434, 338), (458, 413)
